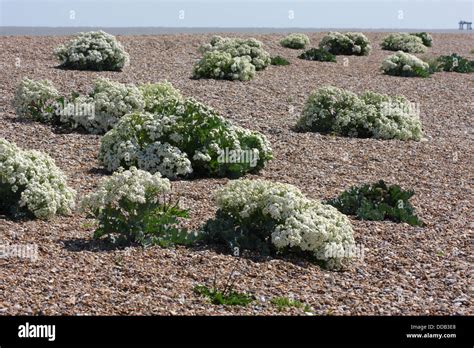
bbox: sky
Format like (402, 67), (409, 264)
(0, 0), (473, 29)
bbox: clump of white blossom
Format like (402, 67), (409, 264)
(99, 98), (273, 179)
(81, 166), (171, 215)
(380, 33), (428, 53)
(410, 32), (433, 47)
(280, 33), (310, 49)
(381, 51), (431, 77)
(319, 32), (371, 56)
(297, 86), (423, 140)
(54, 31), (130, 71)
(13, 77), (184, 134)
(0, 138), (76, 219)
(193, 36), (271, 81)
(139, 81), (183, 112)
(80, 167), (190, 246)
(64, 78), (145, 134)
(206, 179), (356, 270)
(13, 78), (60, 122)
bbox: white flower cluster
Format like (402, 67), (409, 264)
(297, 86), (423, 141)
(81, 166), (171, 214)
(381, 51), (431, 77)
(54, 31), (130, 71)
(139, 81), (183, 112)
(381, 33), (428, 53)
(280, 33), (310, 49)
(13, 78), (60, 122)
(13, 77), (182, 134)
(65, 78), (145, 134)
(99, 98), (272, 178)
(319, 32), (371, 56)
(193, 36), (271, 81)
(0, 138), (76, 219)
(215, 179), (356, 269)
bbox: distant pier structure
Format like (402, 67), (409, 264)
(458, 20), (472, 30)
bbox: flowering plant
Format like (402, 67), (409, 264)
(13, 78), (60, 122)
(54, 31), (129, 71)
(193, 36), (270, 80)
(280, 33), (310, 49)
(81, 167), (193, 246)
(203, 179), (356, 270)
(297, 86), (422, 140)
(99, 97), (272, 178)
(319, 32), (371, 56)
(410, 32), (433, 47)
(381, 33), (427, 53)
(58, 78), (145, 134)
(381, 51), (431, 77)
(192, 51), (256, 81)
(13, 78), (183, 134)
(0, 138), (76, 219)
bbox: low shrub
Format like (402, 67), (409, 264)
(381, 51), (431, 77)
(410, 32), (433, 47)
(13, 78), (60, 122)
(298, 48), (336, 62)
(0, 138), (76, 219)
(81, 167), (194, 246)
(319, 32), (371, 56)
(192, 51), (256, 81)
(270, 56), (290, 66)
(326, 180), (423, 226)
(54, 31), (129, 71)
(435, 53), (474, 73)
(193, 36), (271, 80)
(381, 33), (427, 53)
(296, 86), (422, 140)
(280, 33), (310, 49)
(98, 98), (273, 178)
(202, 179), (356, 270)
(64, 78), (145, 134)
(13, 78), (182, 134)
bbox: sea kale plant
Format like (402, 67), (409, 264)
(193, 36), (271, 81)
(0, 138), (76, 219)
(13, 77), (182, 134)
(327, 180), (423, 226)
(410, 32), (433, 47)
(81, 167), (194, 247)
(54, 31), (130, 71)
(298, 48), (336, 62)
(297, 86), (423, 140)
(381, 51), (431, 77)
(13, 78), (60, 122)
(280, 33), (310, 49)
(62, 78), (145, 133)
(202, 179), (356, 270)
(381, 33), (428, 53)
(270, 56), (290, 66)
(99, 98), (273, 179)
(319, 32), (371, 56)
(435, 53), (474, 73)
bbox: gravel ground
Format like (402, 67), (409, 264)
(0, 32), (472, 315)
